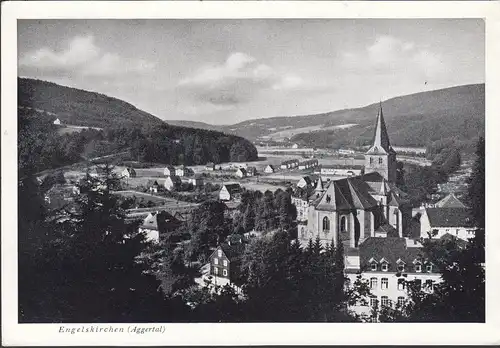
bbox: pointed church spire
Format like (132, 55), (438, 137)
(367, 102), (394, 154)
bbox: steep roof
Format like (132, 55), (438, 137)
(223, 183), (242, 194)
(375, 223), (399, 237)
(435, 193), (467, 208)
(315, 175), (378, 211)
(140, 211), (180, 231)
(359, 237), (433, 273)
(365, 103), (396, 155)
(219, 243), (245, 262)
(425, 207), (474, 228)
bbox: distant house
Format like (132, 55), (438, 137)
(209, 243), (245, 283)
(147, 180), (161, 193)
(280, 159), (300, 169)
(205, 162), (215, 171)
(420, 207), (476, 241)
(246, 167), (257, 177)
(163, 165), (175, 176)
(235, 168), (247, 178)
(53, 118), (62, 126)
(298, 159), (319, 170)
(264, 165), (275, 174)
(219, 183), (242, 201)
(297, 175), (317, 189)
(121, 167), (137, 179)
(164, 175), (182, 191)
(291, 143), (299, 149)
(188, 175), (204, 187)
(138, 211), (181, 243)
(175, 165), (193, 177)
(320, 165), (364, 177)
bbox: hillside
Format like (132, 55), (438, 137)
(18, 78), (258, 176)
(170, 84), (484, 149)
(18, 78), (165, 129)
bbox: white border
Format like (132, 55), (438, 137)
(2, 1), (500, 346)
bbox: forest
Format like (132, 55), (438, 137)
(18, 107), (258, 178)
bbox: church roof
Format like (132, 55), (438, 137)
(365, 103), (396, 155)
(435, 193), (467, 208)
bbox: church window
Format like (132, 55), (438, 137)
(379, 157), (383, 164)
(340, 216), (347, 232)
(301, 227), (306, 238)
(326, 195), (331, 203)
(370, 157), (373, 165)
(322, 217), (330, 231)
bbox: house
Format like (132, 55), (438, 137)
(188, 175), (204, 187)
(219, 183), (242, 201)
(293, 178), (325, 224)
(175, 165), (194, 177)
(246, 167), (257, 177)
(209, 243), (246, 283)
(205, 162), (215, 171)
(235, 168), (247, 178)
(297, 175), (317, 189)
(291, 143), (299, 149)
(121, 167), (137, 179)
(147, 180), (161, 193)
(344, 237), (442, 320)
(419, 207), (476, 241)
(53, 118), (62, 125)
(320, 165), (364, 177)
(138, 211), (182, 243)
(164, 175), (182, 191)
(264, 165), (275, 174)
(280, 159), (300, 169)
(434, 193), (467, 208)
(163, 165), (175, 176)
(298, 159), (319, 170)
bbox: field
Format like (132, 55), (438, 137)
(114, 190), (199, 209)
(259, 123), (359, 141)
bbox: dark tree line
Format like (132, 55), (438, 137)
(18, 109), (258, 177)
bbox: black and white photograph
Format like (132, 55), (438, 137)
(2, 1), (498, 346)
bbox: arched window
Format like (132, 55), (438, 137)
(340, 216), (347, 232)
(322, 216), (330, 231)
(379, 157), (383, 164)
(301, 227), (306, 238)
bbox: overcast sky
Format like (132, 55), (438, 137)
(18, 19), (484, 125)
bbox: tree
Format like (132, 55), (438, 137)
(19, 169), (169, 323)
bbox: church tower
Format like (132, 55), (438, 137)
(364, 103), (397, 182)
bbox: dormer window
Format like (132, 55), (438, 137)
(380, 258), (389, 272)
(426, 264), (433, 273)
(396, 258), (406, 272)
(371, 263), (377, 271)
(415, 263), (422, 273)
(369, 257), (378, 271)
(217, 249), (222, 258)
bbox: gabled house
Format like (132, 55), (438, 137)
(53, 118), (62, 125)
(246, 167), (257, 177)
(205, 162), (215, 171)
(219, 183), (242, 201)
(163, 165), (175, 176)
(264, 165), (275, 174)
(419, 207), (476, 241)
(235, 168), (247, 178)
(139, 211), (182, 243)
(121, 167), (137, 179)
(209, 243), (245, 283)
(176, 165), (194, 177)
(164, 175), (182, 191)
(147, 180), (161, 193)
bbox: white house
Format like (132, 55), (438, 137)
(164, 165), (175, 176)
(344, 237), (442, 321)
(53, 118), (62, 125)
(419, 207), (476, 241)
(121, 167), (137, 178)
(205, 162), (215, 171)
(291, 143), (299, 149)
(219, 183), (242, 201)
(138, 211), (181, 243)
(246, 167), (257, 177)
(164, 175), (182, 191)
(235, 168), (247, 178)
(264, 165), (275, 174)
(297, 176), (316, 189)
(320, 165), (363, 177)
(280, 159), (300, 169)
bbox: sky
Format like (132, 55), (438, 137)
(18, 19), (484, 125)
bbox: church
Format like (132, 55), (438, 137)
(299, 104), (412, 249)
